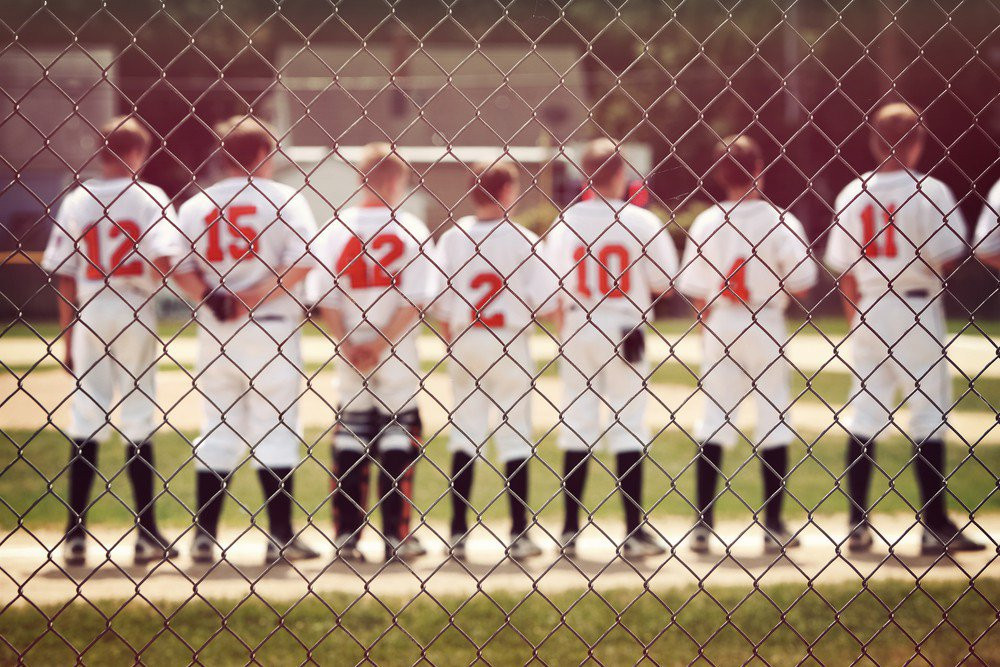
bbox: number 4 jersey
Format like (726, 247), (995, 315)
(175, 177), (318, 322)
(824, 171), (968, 300)
(42, 177), (180, 301)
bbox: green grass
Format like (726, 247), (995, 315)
(3, 426), (998, 532)
(1, 578), (997, 665)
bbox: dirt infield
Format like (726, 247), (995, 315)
(2, 515), (995, 607)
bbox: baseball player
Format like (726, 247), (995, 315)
(431, 160), (558, 561)
(42, 116), (179, 567)
(676, 135), (817, 555)
(825, 103), (983, 555)
(973, 177), (1000, 269)
(309, 143), (433, 563)
(544, 138), (678, 559)
(173, 116), (320, 565)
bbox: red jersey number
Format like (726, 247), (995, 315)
(205, 206), (258, 262)
(860, 203), (898, 258)
(470, 272), (505, 328)
(336, 233), (406, 289)
(81, 220), (144, 280)
(572, 244), (631, 298)
(720, 257), (750, 303)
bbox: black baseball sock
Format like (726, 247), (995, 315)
(333, 448), (367, 541)
(505, 458), (530, 536)
(378, 449), (411, 541)
(450, 452), (475, 537)
(760, 446), (789, 528)
(616, 451), (644, 535)
(696, 443), (724, 528)
(65, 438), (99, 538)
(126, 440), (159, 538)
(258, 467), (294, 544)
(914, 439), (948, 529)
(195, 470), (227, 539)
(561, 451), (591, 535)
(845, 434), (875, 527)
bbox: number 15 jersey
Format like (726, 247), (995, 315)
(824, 171), (967, 301)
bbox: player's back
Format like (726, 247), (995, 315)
(314, 206), (432, 336)
(546, 199), (675, 332)
(827, 171), (967, 301)
(435, 216), (550, 337)
(43, 177), (176, 301)
(679, 200), (815, 312)
(177, 177), (314, 319)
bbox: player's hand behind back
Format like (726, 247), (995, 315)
(204, 287), (242, 321)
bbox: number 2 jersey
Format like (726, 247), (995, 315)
(308, 206), (434, 341)
(543, 199), (678, 335)
(676, 199), (816, 311)
(42, 177), (179, 302)
(175, 176), (318, 322)
(824, 171), (968, 301)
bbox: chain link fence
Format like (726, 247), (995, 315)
(1, 0), (999, 664)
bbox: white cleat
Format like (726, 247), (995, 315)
(63, 534), (87, 567)
(763, 523), (801, 555)
(559, 531), (580, 559)
(190, 533), (217, 565)
(449, 534), (469, 562)
(134, 531), (179, 566)
(508, 533), (543, 561)
(621, 529), (667, 559)
(385, 535), (427, 562)
(690, 524), (712, 555)
(265, 535), (321, 565)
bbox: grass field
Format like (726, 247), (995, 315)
(0, 578), (996, 665)
(2, 425), (998, 532)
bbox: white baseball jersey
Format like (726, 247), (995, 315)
(176, 176), (318, 472)
(676, 200), (818, 448)
(824, 171), (968, 300)
(676, 200), (816, 310)
(432, 215), (557, 340)
(42, 177), (179, 300)
(309, 206), (434, 417)
(176, 176), (318, 322)
(974, 178), (1000, 258)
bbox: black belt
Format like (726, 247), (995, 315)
(255, 314), (287, 322)
(904, 289), (930, 299)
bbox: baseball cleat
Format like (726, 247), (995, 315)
(190, 533), (217, 565)
(449, 534), (469, 562)
(763, 523), (801, 554)
(63, 534), (87, 567)
(847, 523), (874, 554)
(334, 535), (366, 564)
(621, 529), (667, 559)
(559, 531), (580, 559)
(384, 535), (427, 562)
(134, 531), (179, 566)
(508, 533), (543, 561)
(690, 524), (712, 555)
(265, 536), (321, 565)
(920, 521), (987, 556)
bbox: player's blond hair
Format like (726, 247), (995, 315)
(214, 115), (277, 172)
(581, 138), (625, 188)
(713, 134), (763, 190)
(100, 116), (152, 163)
(869, 103), (926, 161)
(470, 160), (519, 206)
(358, 142), (407, 187)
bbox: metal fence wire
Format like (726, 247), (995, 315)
(1, 0), (1000, 664)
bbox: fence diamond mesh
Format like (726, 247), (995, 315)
(1, 0), (999, 664)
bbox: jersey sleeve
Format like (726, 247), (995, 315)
(974, 181), (1000, 258)
(41, 190), (81, 278)
(539, 225), (568, 313)
(777, 211), (818, 294)
(674, 212), (715, 299)
(139, 187), (182, 263)
(173, 197), (204, 274)
(396, 221), (434, 307)
(641, 213), (678, 293)
(306, 225), (340, 309)
(279, 192), (319, 271)
(427, 231), (455, 321)
(823, 185), (861, 275)
(920, 180), (968, 266)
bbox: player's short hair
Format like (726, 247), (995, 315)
(712, 134), (763, 190)
(470, 160), (519, 205)
(358, 142), (407, 186)
(581, 138), (625, 188)
(100, 116), (152, 163)
(214, 115), (277, 171)
(869, 103), (926, 161)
